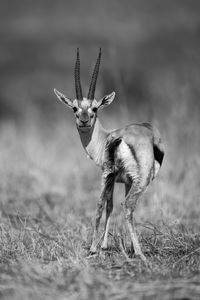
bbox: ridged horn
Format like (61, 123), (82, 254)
(74, 48), (83, 100)
(88, 48), (101, 99)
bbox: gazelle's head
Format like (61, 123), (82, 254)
(54, 48), (115, 132)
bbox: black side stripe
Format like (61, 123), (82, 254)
(153, 145), (164, 166)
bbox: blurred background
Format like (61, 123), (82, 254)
(0, 0), (200, 228)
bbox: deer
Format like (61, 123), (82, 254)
(54, 48), (164, 262)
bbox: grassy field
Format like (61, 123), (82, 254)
(0, 118), (200, 300)
(0, 1), (200, 299)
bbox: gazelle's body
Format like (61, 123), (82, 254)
(80, 117), (162, 184)
(54, 49), (164, 262)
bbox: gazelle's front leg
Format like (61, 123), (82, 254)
(90, 172), (115, 253)
(101, 173), (115, 249)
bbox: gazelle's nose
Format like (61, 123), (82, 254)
(80, 111), (89, 124)
(81, 120), (89, 125)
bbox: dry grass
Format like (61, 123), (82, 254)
(0, 114), (199, 300)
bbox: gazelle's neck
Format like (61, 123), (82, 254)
(77, 118), (109, 167)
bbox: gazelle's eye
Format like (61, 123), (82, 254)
(73, 107), (78, 113)
(91, 114), (94, 118)
(92, 107), (98, 113)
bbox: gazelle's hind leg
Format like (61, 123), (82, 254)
(90, 173), (115, 253)
(123, 183), (147, 262)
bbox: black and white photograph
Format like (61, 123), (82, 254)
(0, 1), (200, 299)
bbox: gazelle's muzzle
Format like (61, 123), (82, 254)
(79, 120), (90, 127)
(80, 111), (89, 123)
(77, 112), (91, 128)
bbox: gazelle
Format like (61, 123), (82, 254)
(54, 49), (164, 262)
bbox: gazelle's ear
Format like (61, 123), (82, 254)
(97, 92), (115, 109)
(54, 88), (73, 108)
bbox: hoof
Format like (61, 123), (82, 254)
(101, 244), (108, 251)
(89, 245), (97, 254)
(86, 252), (98, 258)
(86, 246), (98, 259)
(135, 252), (147, 261)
